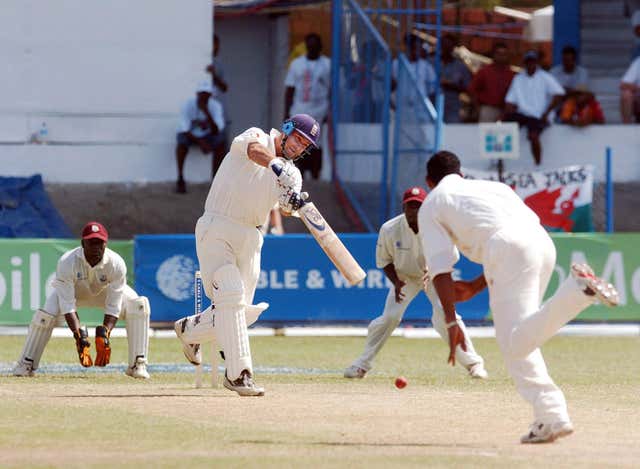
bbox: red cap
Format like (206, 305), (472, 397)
(402, 186), (427, 204)
(81, 221), (108, 242)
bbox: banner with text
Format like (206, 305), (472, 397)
(134, 234), (488, 324)
(464, 165), (594, 232)
(0, 240), (133, 325)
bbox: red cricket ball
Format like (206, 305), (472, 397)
(395, 376), (407, 389)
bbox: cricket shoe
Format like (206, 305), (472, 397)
(174, 319), (202, 365)
(468, 363), (488, 380)
(223, 370), (265, 397)
(520, 420), (574, 444)
(13, 360), (35, 377)
(344, 365), (367, 379)
(571, 263), (619, 307)
(125, 357), (150, 379)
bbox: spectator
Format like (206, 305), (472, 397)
(504, 50), (565, 165)
(392, 33), (437, 104)
(437, 34), (472, 123)
(468, 42), (515, 122)
(550, 46), (589, 93)
(206, 34), (230, 177)
(621, 56), (640, 123)
(175, 81), (225, 194)
(632, 11), (640, 60)
(284, 33), (331, 180)
(559, 85), (605, 126)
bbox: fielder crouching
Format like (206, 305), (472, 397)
(13, 221), (151, 379)
(174, 113), (320, 396)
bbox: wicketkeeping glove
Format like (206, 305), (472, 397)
(94, 325), (111, 367)
(74, 326), (93, 368)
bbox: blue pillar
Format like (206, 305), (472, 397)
(553, 0), (581, 65)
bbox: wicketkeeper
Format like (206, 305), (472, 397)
(13, 221), (151, 379)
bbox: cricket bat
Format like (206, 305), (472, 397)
(270, 161), (366, 285)
(298, 202), (366, 285)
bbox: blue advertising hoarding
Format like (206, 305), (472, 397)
(134, 234), (489, 324)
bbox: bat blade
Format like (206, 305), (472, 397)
(298, 202), (366, 285)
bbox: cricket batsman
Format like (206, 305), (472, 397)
(13, 221), (151, 379)
(174, 114), (320, 396)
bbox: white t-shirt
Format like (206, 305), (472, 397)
(204, 128), (300, 227)
(392, 58), (436, 97)
(177, 96), (225, 138)
(376, 214), (426, 280)
(51, 247), (127, 317)
(621, 57), (640, 86)
(418, 174), (540, 278)
(285, 55), (331, 122)
(550, 64), (589, 90)
(505, 68), (565, 118)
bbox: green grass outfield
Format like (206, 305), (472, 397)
(1, 335), (639, 468)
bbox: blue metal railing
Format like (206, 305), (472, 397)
(331, 0), (444, 230)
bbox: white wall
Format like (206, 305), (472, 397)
(0, 0), (211, 116)
(335, 124), (640, 184)
(0, 0), (213, 183)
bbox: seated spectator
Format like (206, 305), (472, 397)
(437, 34), (472, 123)
(551, 46), (589, 93)
(621, 56), (640, 123)
(175, 81), (225, 194)
(468, 42), (515, 122)
(503, 50), (565, 165)
(559, 85), (605, 126)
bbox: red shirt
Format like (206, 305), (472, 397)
(468, 64), (515, 107)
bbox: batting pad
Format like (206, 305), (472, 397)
(18, 309), (56, 370)
(176, 302), (268, 345)
(125, 297), (150, 367)
(212, 264), (252, 381)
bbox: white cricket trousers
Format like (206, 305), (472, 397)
(195, 213), (263, 380)
(483, 225), (594, 424)
(352, 279), (484, 372)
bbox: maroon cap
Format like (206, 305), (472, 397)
(81, 221), (108, 242)
(402, 186), (427, 204)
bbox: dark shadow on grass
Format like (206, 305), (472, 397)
(234, 439), (489, 449)
(52, 393), (232, 398)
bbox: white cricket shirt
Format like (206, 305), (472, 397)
(52, 247), (127, 316)
(418, 174), (540, 278)
(203, 127), (285, 227)
(285, 55), (332, 122)
(376, 214), (426, 279)
(177, 96), (225, 138)
(621, 57), (640, 86)
(392, 58), (436, 97)
(505, 68), (565, 118)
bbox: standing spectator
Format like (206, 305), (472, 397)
(559, 85), (605, 126)
(550, 46), (589, 93)
(437, 34), (472, 123)
(468, 42), (515, 122)
(175, 82), (225, 194)
(206, 34), (230, 177)
(391, 34), (436, 117)
(504, 50), (565, 165)
(621, 56), (640, 123)
(284, 33), (331, 180)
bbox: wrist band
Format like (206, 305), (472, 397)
(445, 320), (458, 329)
